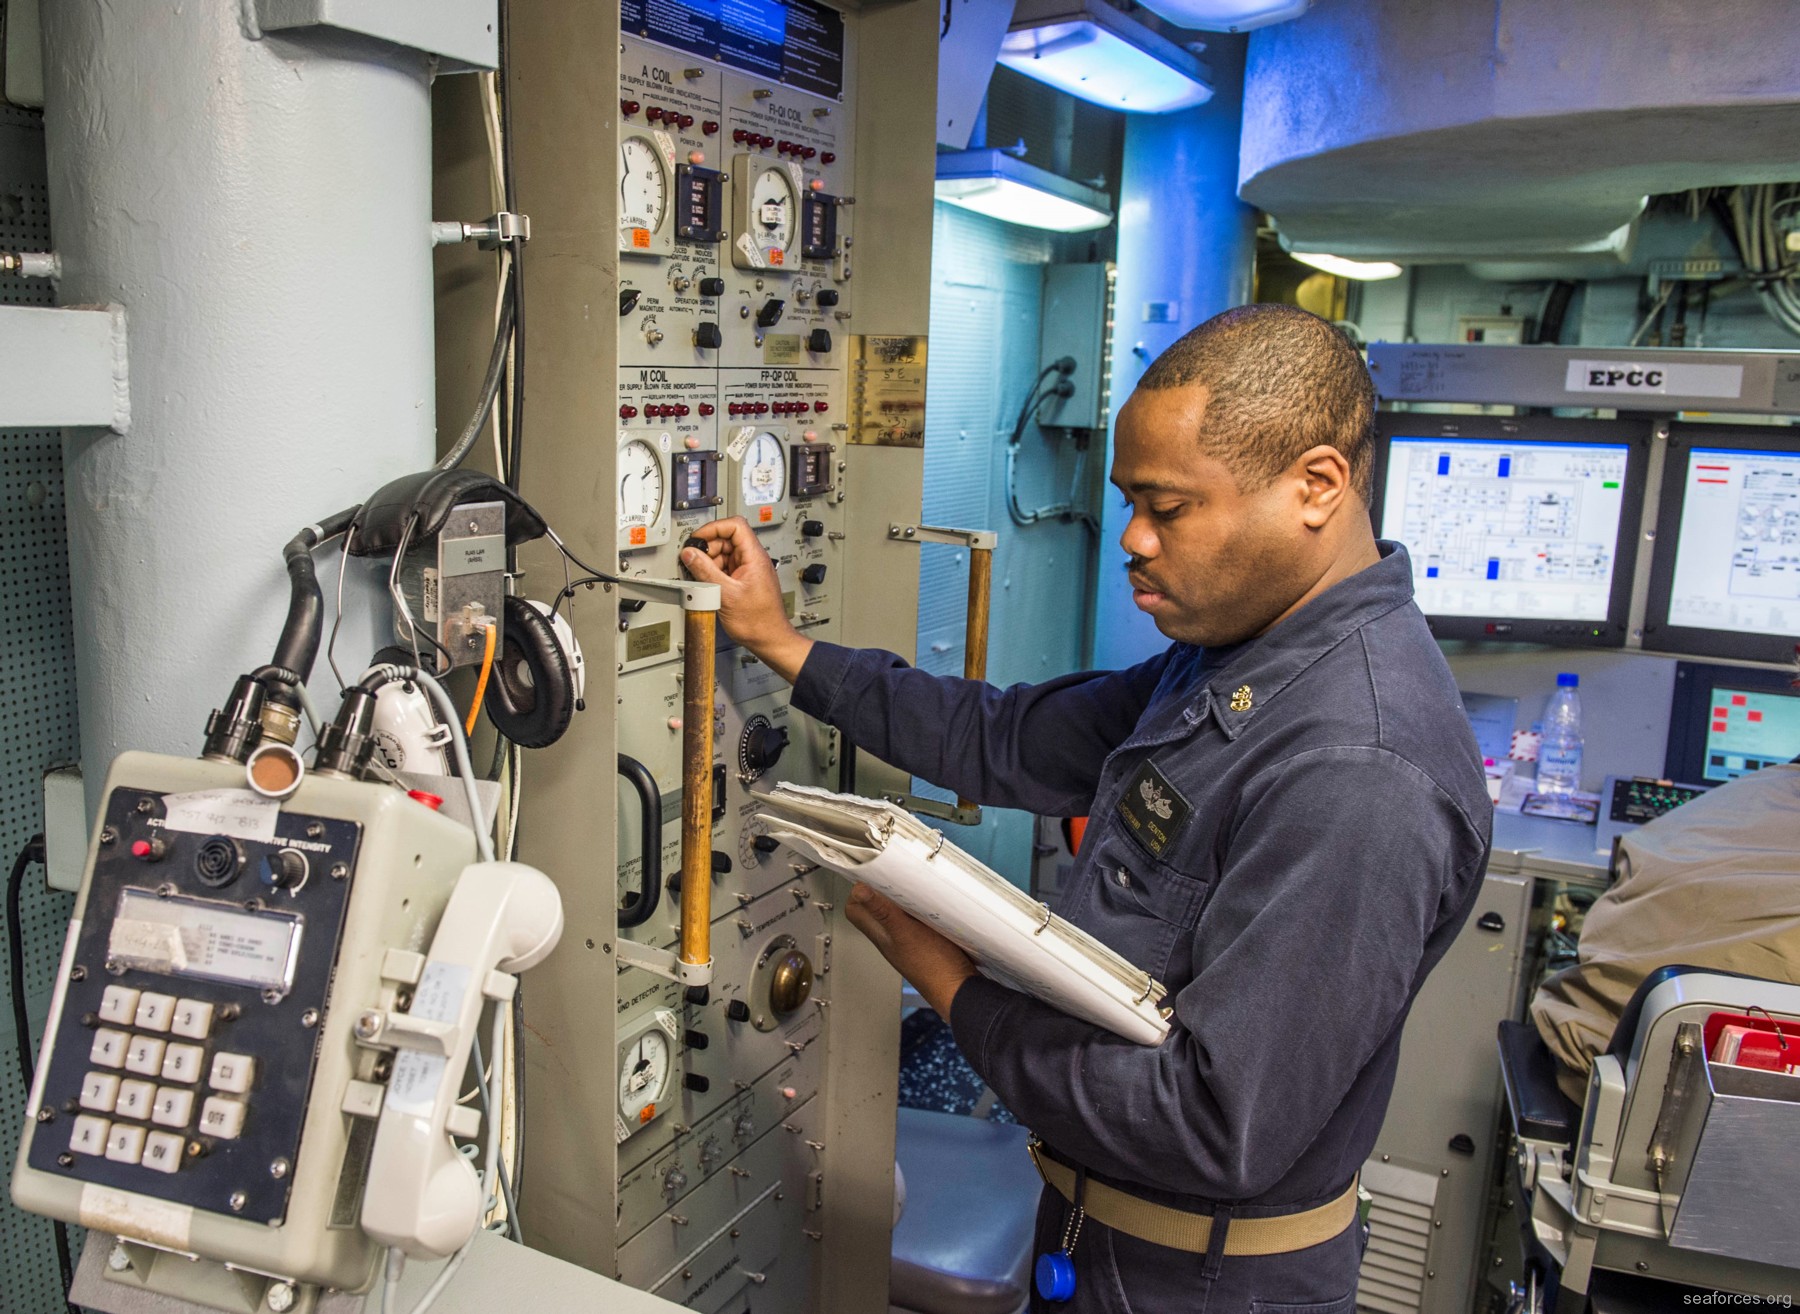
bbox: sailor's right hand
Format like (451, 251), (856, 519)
(681, 518), (814, 683)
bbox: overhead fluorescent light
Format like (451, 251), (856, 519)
(999, 0), (1212, 115)
(1290, 251), (1404, 281)
(935, 149), (1114, 233)
(1132, 0), (1310, 32)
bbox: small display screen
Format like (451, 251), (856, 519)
(673, 451), (721, 510)
(1665, 446), (1800, 640)
(1379, 436), (1632, 622)
(1701, 686), (1800, 783)
(790, 441), (833, 497)
(107, 889), (302, 993)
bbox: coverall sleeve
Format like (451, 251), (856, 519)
(790, 641), (1176, 817)
(949, 745), (1488, 1202)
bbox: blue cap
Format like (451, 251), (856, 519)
(1035, 1252), (1077, 1302)
(1557, 673), (1579, 687)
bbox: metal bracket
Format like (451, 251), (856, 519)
(616, 576), (722, 613)
(0, 304), (131, 433)
(432, 212), (532, 250)
(881, 791), (982, 828)
(614, 938), (715, 987)
(887, 522), (999, 551)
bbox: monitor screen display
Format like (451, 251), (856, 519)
(1372, 418), (1648, 645)
(1645, 427), (1800, 664)
(1701, 685), (1800, 782)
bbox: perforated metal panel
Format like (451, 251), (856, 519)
(0, 99), (87, 1314)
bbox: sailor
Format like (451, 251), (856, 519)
(682, 304), (1492, 1311)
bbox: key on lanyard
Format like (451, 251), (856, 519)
(1035, 1165), (1086, 1303)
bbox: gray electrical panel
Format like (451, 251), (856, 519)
(1038, 263), (1115, 431)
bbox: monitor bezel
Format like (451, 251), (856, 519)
(1370, 413), (1653, 647)
(1643, 422), (1800, 665)
(1664, 659), (1800, 783)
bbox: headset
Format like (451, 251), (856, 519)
(484, 595), (586, 749)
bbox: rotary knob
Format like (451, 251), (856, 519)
(733, 1113), (756, 1141)
(662, 1165), (689, 1196)
(769, 948), (814, 1017)
(699, 1135), (724, 1169)
(738, 714), (789, 781)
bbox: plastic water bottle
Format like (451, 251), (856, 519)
(1536, 674), (1584, 796)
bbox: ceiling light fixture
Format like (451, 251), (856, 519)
(934, 149), (1114, 233)
(1290, 250), (1405, 281)
(1130, 0), (1310, 33)
(998, 0), (1212, 115)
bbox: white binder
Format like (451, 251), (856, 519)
(754, 784), (1172, 1046)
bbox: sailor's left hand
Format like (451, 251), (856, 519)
(844, 884), (978, 1021)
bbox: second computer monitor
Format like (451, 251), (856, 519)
(1643, 423), (1800, 665)
(1371, 415), (1651, 646)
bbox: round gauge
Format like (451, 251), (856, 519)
(618, 438), (666, 533)
(750, 166), (796, 263)
(739, 431), (787, 508)
(620, 136), (669, 239)
(618, 1026), (672, 1126)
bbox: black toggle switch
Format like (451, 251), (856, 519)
(712, 850), (733, 875)
(800, 519), (825, 538)
(683, 1073), (711, 1093)
(683, 1029), (710, 1051)
(816, 289), (840, 307)
(801, 563), (827, 586)
(620, 288), (642, 316)
(699, 276), (726, 297)
(806, 328), (832, 354)
(752, 834), (782, 855)
(684, 984), (710, 1007)
(756, 298), (786, 329)
(694, 322), (722, 350)
(726, 999), (752, 1023)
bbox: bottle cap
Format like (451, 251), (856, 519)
(1035, 1252), (1077, 1302)
(1557, 673), (1579, 687)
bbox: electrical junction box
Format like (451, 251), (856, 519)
(1038, 262), (1115, 430)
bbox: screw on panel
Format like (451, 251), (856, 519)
(221, 1003), (241, 1021)
(229, 1191), (247, 1212)
(70, 965), (86, 982)
(261, 988), (282, 1005)
(136, 797), (155, 813)
(266, 1282), (297, 1312)
(56, 1153), (74, 1167)
(36, 1107), (54, 1123)
(106, 959), (125, 976)
(330, 863), (348, 880)
(301, 1009), (319, 1028)
(307, 822), (325, 839)
(107, 1242), (131, 1272)
(354, 1012), (382, 1041)
(100, 827), (117, 846)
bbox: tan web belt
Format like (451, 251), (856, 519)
(1028, 1140), (1359, 1258)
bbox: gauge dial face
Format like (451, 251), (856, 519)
(750, 167), (796, 263)
(618, 1027), (671, 1125)
(620, 136), (669, 241)
(739, 431), (787, 508)
(618, 438), (666, 532)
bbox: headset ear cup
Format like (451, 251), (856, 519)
(484, 595), (576, 749)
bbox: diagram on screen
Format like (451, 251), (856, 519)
(1728, 463), (1800, 602)
(1668, 450), (1800, 636)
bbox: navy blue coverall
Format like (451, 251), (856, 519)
(790, 543), (1494, 1312)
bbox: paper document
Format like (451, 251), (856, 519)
(754, 784), (1172, 1046)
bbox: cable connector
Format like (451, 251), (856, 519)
(0, 251), (60, 279)
(432, 213), (532, 250)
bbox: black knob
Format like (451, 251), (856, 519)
(620, 288), (642, 316)
(258, 848), (308, 890)
(801, 563), (827, 586)
(726, 999), (752, 1023)
(756, 298), (786, 329)
(743, 723), (790, 774)
(683, 1072), (710, 1093)
(684, 984), (710, 1006)
(711, 850), (733, 875)
(806, 328), (832, 354)
(694, 322), (722, 350)
(801, 520), (825, 538)
(699, 276), (726, 297)
(683, 1029), (710, 1051)
(752, 834), (781, 855)
(816, 289), (840, 307)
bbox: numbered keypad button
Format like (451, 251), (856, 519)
(142, 1131), (184, 1175)
(124, 1035), (166, 1077)
(200, 1097), (246, 1140)
(90, 1028), (128, 1069)
(161, 1042), (205, 1084)
(70, 1115), (110, 1156)
(171, 998), (214, 1040)
(80, 1071), (121, 1112)
(152, 1086), (195, 1129)
(98, 986), (140, 1027)
(209, 1052), (255, 1095)
(116, 1079), (155, 1121)
(104, 1123), (147, 1164)
(134, 992), (176, 1032)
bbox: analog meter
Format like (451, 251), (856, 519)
(620, 133), (674, 256)
(615, 1009), (680, 1142)
(731, 154), (801, 271)
(617, 431), (672, 551)
(728, 429), (789, 527)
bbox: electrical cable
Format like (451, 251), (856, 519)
(464, 621), (499, 737)
(435, 271), (517, 473)
(470, 1031), (523, 1241)
(361, 665), (494, 862)
(8, 835), (79, 1314)
(497, 0), (525, 499)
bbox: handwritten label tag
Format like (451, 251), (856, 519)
(160, 789), (279, 843)
(383, 961), (469, 1118)
(726, 425), (757, 461)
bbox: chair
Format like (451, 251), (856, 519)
(1498, 967), (1800, 1313)
(889, 1107), (1040, 1314)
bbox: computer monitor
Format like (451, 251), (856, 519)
(1664, 661), (1800, 784)
(1643, 423), (1800, 665)
(1370, 415), (1651, 646)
